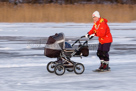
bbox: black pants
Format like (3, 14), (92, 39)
(97, 43), (111, 61)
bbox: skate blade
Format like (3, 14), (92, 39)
(93, 69), (111, 72)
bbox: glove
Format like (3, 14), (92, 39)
(89, 34), (95, 38)
(85, 34), (89, 38)
(85, 34), (95, 38)
(88, 34), (95, 39)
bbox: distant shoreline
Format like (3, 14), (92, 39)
(0, 3), (136, 23)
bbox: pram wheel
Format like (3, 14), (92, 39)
(55, 64), (65, 76)
(47, 62), (56, 73)
(74, 63), (85, 74)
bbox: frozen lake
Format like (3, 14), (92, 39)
(0, 23), (136, 91)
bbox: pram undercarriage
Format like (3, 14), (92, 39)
(47, 57), (85, 76)
(44, 33), (92, 76)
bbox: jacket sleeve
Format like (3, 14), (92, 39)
(95, 22), (107, 37)
(88, 25), (95, 35)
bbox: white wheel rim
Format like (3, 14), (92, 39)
(75, 64), (84, 74)
(48, 63), (55, 72)
(56, 65), (65, 75)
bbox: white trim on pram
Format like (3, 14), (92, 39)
(61, 32), (65, 49)
(46, 43), (61, 50)
(45, 32), (65, 50)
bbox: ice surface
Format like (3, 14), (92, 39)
(0, 23), (136, 91)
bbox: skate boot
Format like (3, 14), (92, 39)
(93, 61), (111, 72)
(99, 60), (104, 69)
(103, 61), (110, 71)
(93, 60), (104, 72)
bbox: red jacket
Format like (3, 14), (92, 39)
(88, 18), (113, 44)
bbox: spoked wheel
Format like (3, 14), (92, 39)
(47, 62), (56, 73)
(74, 63), (85, 74)
(55, 64), (65, 76)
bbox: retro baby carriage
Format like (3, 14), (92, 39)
(44, 33), (91, 76)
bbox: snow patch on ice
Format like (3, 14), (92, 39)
(91, 56), (97, 59)
(26, 46), (32, 49)
(0, 63), (46, 68)
(0, 47), (12, 50)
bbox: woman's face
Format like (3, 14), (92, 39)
(93, 17), (99, 23)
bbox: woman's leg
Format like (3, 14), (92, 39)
(102, 43), (111, 61)
(97, 43), (104, 60)
(102, 43), (111, 70)
(97, 43), (104, 69)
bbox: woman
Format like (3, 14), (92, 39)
(85, 11), (113, 71)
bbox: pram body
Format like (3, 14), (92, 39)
(44, 33), (89, 76)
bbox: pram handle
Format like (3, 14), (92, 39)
(72, 39), (80, 46)
(89, 36), (94, 40)
(72, 35), (94, 46)
(80, 35), (94, 40)
(71, 35), (87, 46)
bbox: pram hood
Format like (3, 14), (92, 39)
(44, 33), (65, 58)
(46, 33), (65, 50)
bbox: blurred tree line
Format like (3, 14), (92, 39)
(0, 0), (136, 4)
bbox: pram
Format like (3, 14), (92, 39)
(44, 33), (92, 76)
